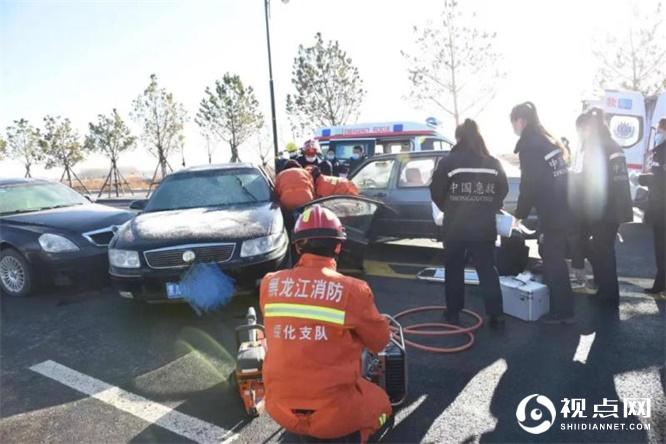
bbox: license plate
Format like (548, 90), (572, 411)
(166, 283), (184, 299)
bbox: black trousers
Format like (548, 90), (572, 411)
(444, 241), (503, 317)
(569, 223), (590, 270)
(541, 230), (575, 314)
(588, 223), (620, 301)
(652, 225), (665, 291)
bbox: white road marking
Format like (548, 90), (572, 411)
(424, 359), (508, 443)
(572, 333), (596, 364)
(614, 368), (666, 443)
(30, 360), (239, 444)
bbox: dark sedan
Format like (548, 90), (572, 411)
(0, 178), (135, 297)
(109, 163), (290, 302)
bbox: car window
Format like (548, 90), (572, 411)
(420, 137), (450, 151)
(377, 140), (412, 154)
(398, 158), (436, 188)
(144, 169), (270, 212)
(351, 159), (395, 189)
(0, 182), (89, 215)
(308, 197), (380, 234)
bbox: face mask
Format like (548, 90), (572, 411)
(352, 153), (360, 160)
(305, 155), (316, 162)
(326, 154), (335, 160)
(656, 133), (664, 145)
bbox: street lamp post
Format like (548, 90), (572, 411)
(264, 0), (285, 169)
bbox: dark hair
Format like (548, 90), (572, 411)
(511, 101), (569, 162)
(576, 108), (619, 152)
(297, 238), (340, 257)
(659, 118), (666, 131)
(352, 145), (363, 152)
(283, 160), (302, 170)
(454, 119), (490, 157)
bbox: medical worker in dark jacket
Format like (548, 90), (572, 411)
(575, 108), (633, 307)
(639, 117), (666, 296)
(430, 119), (509, 327)
(510, 102), (575, 324)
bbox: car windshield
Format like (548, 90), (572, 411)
(144, 169), (271, 212)
(0, 182), (90, 216)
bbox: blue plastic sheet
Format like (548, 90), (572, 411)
(179, 263), (236, 315)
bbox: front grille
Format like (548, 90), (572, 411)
(83, 227), (116, 247)
(144, 243), (236, 269)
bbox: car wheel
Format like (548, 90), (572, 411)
(0, 248), (33, 297)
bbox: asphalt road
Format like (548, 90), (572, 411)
(1, 223), (664, 444)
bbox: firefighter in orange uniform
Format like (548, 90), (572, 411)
(274, 160), (316, 212)
(259, 205), (392, 443)
(311, 167), (361, 199)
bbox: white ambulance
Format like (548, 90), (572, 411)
(314, 119), (455, 164)
(582, 89), (666, 202)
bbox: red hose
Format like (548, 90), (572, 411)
(390, 306), (484, 353)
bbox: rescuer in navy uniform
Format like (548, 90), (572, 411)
(430, 119), (509, 327)
(510, 101), (575, 324)
(574, 108), (633, 308)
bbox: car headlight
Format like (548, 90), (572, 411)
(241, 231), (287, 258)
(38, 234), (80, 253)
(109, 249), (141, 268)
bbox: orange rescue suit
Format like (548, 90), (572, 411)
(275, 168), (315, 211)
(314, 175), (360, 198)
(259, 254), (392, 443)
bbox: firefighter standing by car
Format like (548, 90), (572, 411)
(298, 139), (333, 176)
(510, 101), (575, 324)
(639, 117), (666, 296)
(274, 160), (316, 232)
(573, 108), (633, 308)
(259, 205), (392, 443)
(429, 119), (509, 327)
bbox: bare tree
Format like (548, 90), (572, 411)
(593, 1), (665, 95)
(402, 0), (505, 127)
(197, 73), (264, 163)
(5, 119), (42, 177)
(131, 74), (187, 195)
(286, 32), (365, 139)
(85, 109), (136, 197)
(39, 115), (88, 193)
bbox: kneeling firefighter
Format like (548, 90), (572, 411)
(311, 167), (361, 198)
(259, 205), (392, 443)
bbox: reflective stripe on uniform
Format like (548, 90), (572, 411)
(447, 168), (499, 177)
(610, 152), (626, 160)
(264, 303), (345, 325)
(544, 149), (561, 160)
(379, 413), (387, 426)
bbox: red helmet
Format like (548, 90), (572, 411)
(292, 205), (346, 243)
(302, 139), (319, 156)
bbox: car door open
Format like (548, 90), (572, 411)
(293, 196), (396, 272)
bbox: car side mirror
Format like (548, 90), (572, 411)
(129, 199), (147, 210)
(84, 194), (94, 203)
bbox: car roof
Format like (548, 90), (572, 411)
(0, 178), (51, 186)
(170, 163), (259, 175)
(369, 150), (451, 161)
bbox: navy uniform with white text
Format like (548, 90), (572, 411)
(430, 148), (509, 319)
(514, 126), (574, 317)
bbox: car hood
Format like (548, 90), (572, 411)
(114, 202), (282, 249)
(1, 204), (135, 234)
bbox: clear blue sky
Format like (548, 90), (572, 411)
(0, 0), (649, 178)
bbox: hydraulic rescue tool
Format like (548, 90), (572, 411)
(361, 314), (408, 406)
(234, 307), (267, 417)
